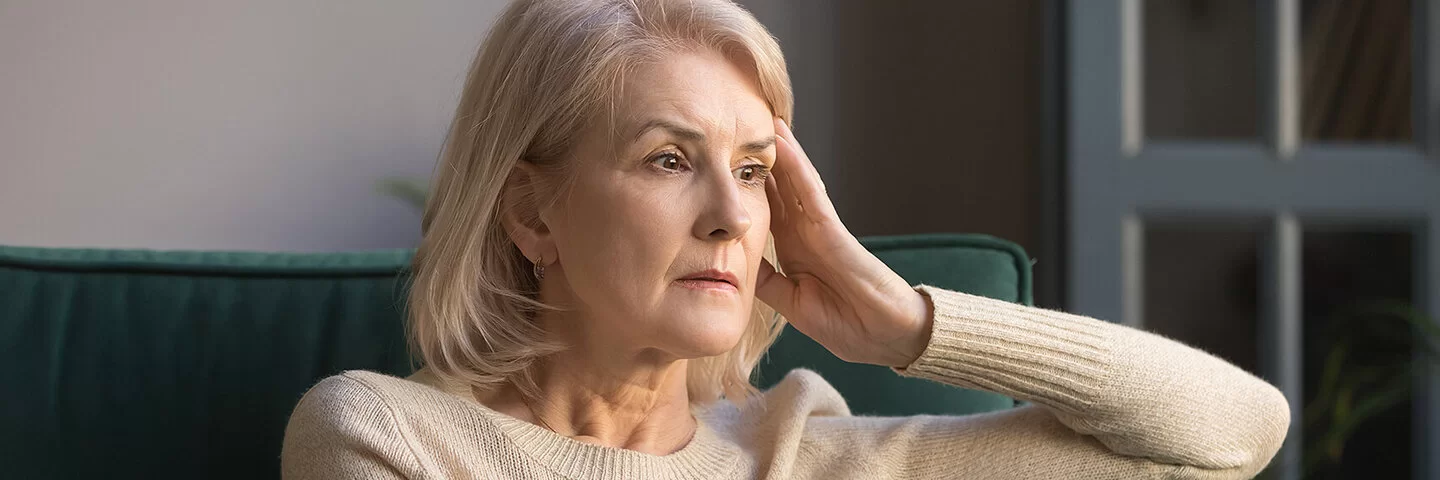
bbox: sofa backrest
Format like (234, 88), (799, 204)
(0, 233), (1030, 479)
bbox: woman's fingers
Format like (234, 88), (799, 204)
(775, 119), (826, 192)
(764, 172), (787, 227)
(754, 257), (795, 315)
(772, 118), (838, 222)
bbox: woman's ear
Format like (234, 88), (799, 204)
(500, 161), (555, 264)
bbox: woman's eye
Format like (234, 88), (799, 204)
(649, 152), (683, 171)
(734, 164), (771, 183)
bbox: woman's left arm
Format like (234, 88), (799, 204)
(893, 284), (1291, 477)
(757, 118), (1290, 477)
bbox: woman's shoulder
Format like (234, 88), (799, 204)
(284, 369), (504, 461)
(292, 369), (469, 416)
(287, 371), (412, 430)
(755, 368), (852, 416)
(706, 368), (853, 437)
(283, 370), (510, 477)
(298, 370), (417, 403)
(282, 371), (422, 470)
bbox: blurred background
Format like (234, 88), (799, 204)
(0, 1), (1434, 479)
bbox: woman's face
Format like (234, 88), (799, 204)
(541, 49), (776, 360)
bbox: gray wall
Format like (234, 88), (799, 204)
(1, 1), (1044, 263)
(0, 0), (507, 251)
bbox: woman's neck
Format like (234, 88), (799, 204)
(477, 350), (698, 455)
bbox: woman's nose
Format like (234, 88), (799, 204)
(693, 174), (752, 241)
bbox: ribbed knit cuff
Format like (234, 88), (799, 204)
(893, 284), (1114, 415)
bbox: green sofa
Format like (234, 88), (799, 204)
(0, 233), (1031, 479)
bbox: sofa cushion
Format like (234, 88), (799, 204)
(0, 233), (1030, 479)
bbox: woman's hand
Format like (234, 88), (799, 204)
(755, 118), (934, 368)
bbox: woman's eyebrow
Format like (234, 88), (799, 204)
(632, 119), (706, 143)
(740, 136), (777, 154)
(631, 118), (776, 153)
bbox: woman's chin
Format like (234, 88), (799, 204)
(662, 312), (751, 357)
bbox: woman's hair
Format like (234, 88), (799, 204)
(407, 0), (794, 405)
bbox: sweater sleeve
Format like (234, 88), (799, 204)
(281, 374), (430, 480)
(889, 284), (1291, 479)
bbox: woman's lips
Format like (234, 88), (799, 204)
(674, 278), (739, 293)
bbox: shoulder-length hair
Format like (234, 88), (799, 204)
(408, 0), (793, 405)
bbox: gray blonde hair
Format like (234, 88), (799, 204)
(408, 0), (794, 405)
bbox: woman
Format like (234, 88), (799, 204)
(282, 0), (1290, 478)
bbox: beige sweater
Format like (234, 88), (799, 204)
(282, 285), (1290, 479)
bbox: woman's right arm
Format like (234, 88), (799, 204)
(281, 375), (424, 480)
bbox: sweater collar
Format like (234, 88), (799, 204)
(409, 368), (743, 480)
(486, 407), (741, 479)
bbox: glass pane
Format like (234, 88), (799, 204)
(1301, 0), (1412, 142)
(1144, 224), (1261, 374)
(1302, 229), (1414, 478)
(1145, 0), (1259, 139)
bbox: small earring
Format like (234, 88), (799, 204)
(532, 254), (545, 281)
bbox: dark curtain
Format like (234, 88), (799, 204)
(1301, 0), (1412, 141)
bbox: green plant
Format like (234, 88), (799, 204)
(1302, 300), (1437, 478)
(377, 177), (429, 211)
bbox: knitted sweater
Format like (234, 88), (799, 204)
(281, 285), (1290, 479)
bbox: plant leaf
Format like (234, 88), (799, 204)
(376, 177), (430, 211)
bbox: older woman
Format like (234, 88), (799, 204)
(281, 0), (1290, 478)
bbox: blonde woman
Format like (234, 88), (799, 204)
(281, 0), (1290, 478)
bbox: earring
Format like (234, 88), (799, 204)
(532, 254), (545, 281)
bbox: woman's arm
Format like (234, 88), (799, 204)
(889, 284), (1290, 478)
(757, 117), (1289, 478)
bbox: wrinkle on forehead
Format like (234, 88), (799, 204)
(605, 50), (771, 153)
(547, 48), (774, 213)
